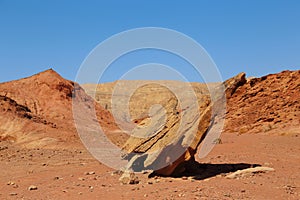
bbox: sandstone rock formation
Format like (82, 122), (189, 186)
(83, 74), (247, 176)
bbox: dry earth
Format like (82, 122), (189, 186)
(1, 133), (299, 199)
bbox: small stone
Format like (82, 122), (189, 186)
(78, 192), (83, 195)
(7, 181), (15, 185)
(144, 194), (148, 197)
(85, 171), (95, 175)
(28, 185), (38, 191)
(78, 177), (85, 181)
(119, 171), (139, 184)
(182, 176), (188, 180)
(111, 170), (123, 176)
(147, 181), (153, 184)
(9, 193), (17, 196)
(241, 190), (246, 193)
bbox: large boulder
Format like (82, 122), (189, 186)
(83, 74), (247, 176)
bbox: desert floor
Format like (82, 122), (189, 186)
(1, 133), (299, 200)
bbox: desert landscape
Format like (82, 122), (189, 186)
(0, 69), (299, 199)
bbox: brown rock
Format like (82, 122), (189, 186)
(119, 171), (139, 184)
(28, 185), (38, 191)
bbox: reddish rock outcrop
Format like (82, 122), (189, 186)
(224, 70), (300, 135)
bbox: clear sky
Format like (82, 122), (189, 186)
(0, 0), (299, 83)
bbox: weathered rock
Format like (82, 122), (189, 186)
(118, 82), (213, 176)
(226, 166), (275, 179)
(119, 171), (139, 184)
(82, 74), (248, 176)
(223, 72), (247, 97)
(224, 70), (300, 135)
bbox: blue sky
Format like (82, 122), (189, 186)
(0, 0), (299, 83)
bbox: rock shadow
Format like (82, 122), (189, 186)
(149, 159), (261, 180)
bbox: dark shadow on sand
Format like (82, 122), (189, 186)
(149, 160), (261, 180)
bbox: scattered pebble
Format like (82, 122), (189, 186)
(85, 171), (95, 175)
(111, 170), (123, 176)
(178, 193), (185, 197)
(7, 181), (15, 185)
(28, 185), (38, 191)
(54, 176), (61, 180)
(224, 193), (231, 197)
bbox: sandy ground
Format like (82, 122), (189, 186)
(1, 133), (299, 200)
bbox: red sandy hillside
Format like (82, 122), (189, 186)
(0, 69), (116, 148)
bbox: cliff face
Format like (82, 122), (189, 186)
(224, 70), (300, 135)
